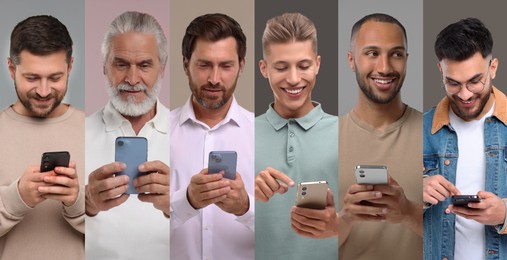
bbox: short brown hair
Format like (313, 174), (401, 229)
(262, 12), (317, 56)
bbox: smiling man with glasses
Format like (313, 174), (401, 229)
(423, 18), (507, 260)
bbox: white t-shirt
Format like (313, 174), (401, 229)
(450, 102), (494, 260)
(85, 101), (170, 260)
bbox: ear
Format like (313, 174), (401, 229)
(259, 59), (268, 79)
(437, 62), (443, 74)
(489, 57), (498, 80)
(347, 51), (355, 72)
(67, 56), (74, 76)
(7, 58), (15, 80)
(315, 55), (321, 75)
(183, 57), (189, 76)
(239, 58), (245, 73)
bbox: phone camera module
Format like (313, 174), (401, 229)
(359, 170), (365, 178)
(211, 153), (222, 163)
(117, 140), (124, 147)
(302, 186), (307, 191)
(302, 191), (306, 196)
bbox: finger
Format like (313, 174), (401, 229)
(256, 178), (275, 200)
(259, 170), (283, 194)
(265, 167), (294, 187)
(441, 177), (461, 196)
(134, 172), (169, 187)
(138, 193), (168, 203)
(291, 215), (322, 233)
(348, 184), (374, 194)
(422, 193), (439, 205)
(255, 185), (269, 202)
(452, 206), (482, 217)
(99, 185), (129, 200)
(200, 186), (231, 201)
(347, 203), (388, 216)
(347, 190), (382, 204)
(326, 189), (335, 207)
(92, 162), (126, 180)
(53, 166), (77, 179)
(277, 183), (289, 194)
(353, 214), (386, 222)
(38, 185), (72, 195)
(95, 175), (130, 193)
(139, 160), (169, 175)
(101, 194), (130, 210)
(291, 222), (318, 238)
(193, 170), (224, 185)
(43, 175), (75, 187)
(136, 183), (169, 194)
(477, 191), (494, 199)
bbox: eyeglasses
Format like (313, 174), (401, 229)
(442, 60), (491, 95)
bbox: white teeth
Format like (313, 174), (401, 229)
(463, 100), (472, 104)
(285, 88), (303, 94)
(374, 79), (393, 84)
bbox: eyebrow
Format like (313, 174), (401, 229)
(445, 72), (483, 83)
(113, 57), (154, 65)
(361, 45), (406, 51)
(22, 72), (65, 78)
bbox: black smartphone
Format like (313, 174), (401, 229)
(208, 151), (237, 180)
(451, 195), (481, 208)
(115, 136), (148, 194)
(40, 151), (70, 172)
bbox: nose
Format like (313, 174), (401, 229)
(125, 66), (140, 85)
(376, 55), (393, 75)
(456, 85), (474, 101)
(286, 67), (301, 86)
(208, 66), (220, 86)
(35, 79), (51, 97)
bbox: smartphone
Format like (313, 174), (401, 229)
(295, 181), (328, 209)
(40, 151), (70, 172)
(115, 136), (148, 194)
(355, 165), (388, 185)
(451, 195), (481, 208)
(208, 151), (237, 180)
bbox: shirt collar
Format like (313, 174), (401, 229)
(266, 102), (324, 131)
(178, 96), (242, 129)
(431, 86), (507, 134)
(103, 99), (168, 133)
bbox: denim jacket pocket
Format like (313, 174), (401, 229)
(423, 157), (439, 177)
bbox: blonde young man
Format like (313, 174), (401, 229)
(255, 12), (339, 260)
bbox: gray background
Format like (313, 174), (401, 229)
(423, 0), (507, 110)
(338, 0), (423, 115)
(255, 0), (338, 116)
(0, 0), (85, 110)
(169, 0), (255, 111)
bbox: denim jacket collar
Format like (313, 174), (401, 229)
(431, 86), (507, 134)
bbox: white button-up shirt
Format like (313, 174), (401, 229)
(85, 101), (170, 260)
(170, 97), (254, 260)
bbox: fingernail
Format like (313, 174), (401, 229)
(445, 209), (450, 214)
(44, 176), (50, 182)
(382, 208), (388, 214)
(139, 164), (145, 171)
(289, 181), (295, 187)
(375, 192), (382, 198)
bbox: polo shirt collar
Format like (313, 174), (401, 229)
(266, 102), (324, 131)
(103, 99), (168, 133)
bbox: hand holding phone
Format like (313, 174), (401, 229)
(295, 181), (328, 209)
(115, 137), (148, 194)
(355, 165), (388, 185)
(208, 151), (237, 180)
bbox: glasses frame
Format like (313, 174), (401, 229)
(441, 59), (492, 95)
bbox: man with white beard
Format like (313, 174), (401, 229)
(84, 11), (170, 259)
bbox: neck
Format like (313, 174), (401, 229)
(123, 104), (156, 135)
(192, 96), (232, 128)
(353, 92), (406, 130)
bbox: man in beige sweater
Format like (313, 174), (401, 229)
(0, 16), (84, 259)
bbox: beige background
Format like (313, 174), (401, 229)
(85, 0), (170, 115)
(169, 0), (255, 111)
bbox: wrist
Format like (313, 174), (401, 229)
(84, 185), (99, 216)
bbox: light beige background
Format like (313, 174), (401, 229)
(85, 0), (170, 115)
(169, 0), (255, 111)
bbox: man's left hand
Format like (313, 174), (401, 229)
(290, 189), (338, 238)
(447, 191), (506, 226)
(39, 160), (80, 207)
(134, 160), (170, 216)
(215, 172), (249, 216)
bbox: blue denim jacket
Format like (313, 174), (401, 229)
(423, 87), (507, 260)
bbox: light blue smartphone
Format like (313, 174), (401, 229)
(208, 151), (237, 180)
(115, 136), (148, 194)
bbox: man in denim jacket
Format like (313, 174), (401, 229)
(423, 18), (507, 260)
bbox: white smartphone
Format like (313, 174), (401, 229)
(355, 165), (388, 185)
(295, 181), (328, 209)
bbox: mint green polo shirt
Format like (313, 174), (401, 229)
(255, 103), (338, 259)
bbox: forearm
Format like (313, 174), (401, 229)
(0, 180), (32, 236)
(62, 185), (85, 234)
(403, 200), (423, 237)
(337, 212), (352, 248)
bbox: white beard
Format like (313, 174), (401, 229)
(107, 77), (161, 117)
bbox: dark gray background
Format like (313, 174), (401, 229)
(0, 0), (85, 110)
(255, 0), (338, 116)
(423, 0), (507, 111)
(338, 0), (423, 115)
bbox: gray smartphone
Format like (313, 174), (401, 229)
(115, 136), (148, 194)
(355, 165), (388, 185)
(40, 151), (70, 172)
(451, 195), (481, 208)
(208, 151), (237, 180)
(295, 181), (328, 209)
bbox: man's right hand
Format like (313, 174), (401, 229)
(85, 162), (130, 216)
(423, 174), (461, 206)
(187, 168), (231, 209)
(18, 166), (52, 207)
(255, 167), (294, 202)
(339, 184), (386, 225)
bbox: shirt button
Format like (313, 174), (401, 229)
(444, 160), (450, 166)
(422, 166), (425, 172)
(289, 132), (295, 138)
(488, 152), (496, 156)
(289, 147), (294, 152)
(442, 258), (448, 260)
(488, 250), (497, 254)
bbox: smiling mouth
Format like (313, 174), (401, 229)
(372, 78), (395, 84)
(283, 87), (305, 95)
